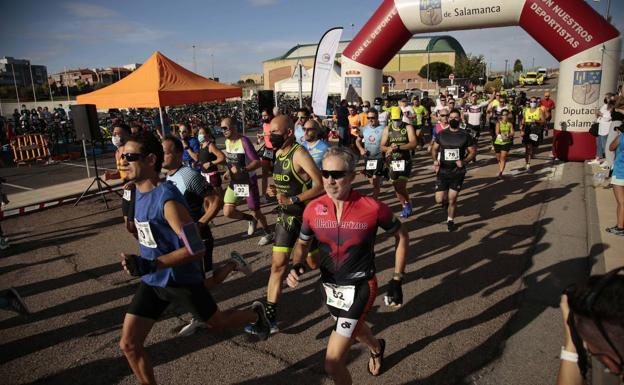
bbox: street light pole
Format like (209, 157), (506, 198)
(11, 64), (20, 105)
(29, 63), (37, 104)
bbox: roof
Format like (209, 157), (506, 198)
(265, 35), (465, 62)
(76, 51), (242, 108)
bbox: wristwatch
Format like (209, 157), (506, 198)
(290, 195), (300, 205)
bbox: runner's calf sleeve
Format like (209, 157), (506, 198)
(265, 301), (277, 322)
(124, 255), (157, 277)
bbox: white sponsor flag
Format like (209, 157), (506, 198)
(312, 27), (343, 117)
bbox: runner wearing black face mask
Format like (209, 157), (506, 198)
(431, 109), (476, 231)
(245, 115), (324, 336)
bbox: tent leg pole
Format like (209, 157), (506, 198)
(159, 107), (165, 137)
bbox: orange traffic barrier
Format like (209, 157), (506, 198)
(11, 134), (50, 165)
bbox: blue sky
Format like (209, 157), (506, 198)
(0, 0), (621, 82)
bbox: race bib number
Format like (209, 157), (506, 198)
(391, 160), (405, 172)
(264, 149), (274, 159)
(323, 283), (355, 311)
(444, 148), (460, 161)
(529, 133), (539, 142)
(123, 189), (132, 201)
(366, 159), (379, 170)
(233, 184), (250, 197)
(135, 220), (157, 249)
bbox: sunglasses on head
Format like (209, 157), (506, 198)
(121, 152), (144, 162)
(321, 170), (349, 179)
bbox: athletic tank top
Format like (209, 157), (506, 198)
(134, 182), (203, 288)
(116, 148), (128, 180)
(386, 124), (411, 160)
(361, 125), (384, 158)
(225, 136), (257, 184)
(524, 108), (541, 123)
(494, 121), (513, 145)
(273, 143), (311, 216)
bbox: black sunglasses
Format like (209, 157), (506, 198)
(297, 116), (308, 120)
(221, 126), (232, 131)
(439, 114), (449, 117)
(321, 170), (349, 179)
(121, 153), (144, 162)
(367, 116), (377, 119)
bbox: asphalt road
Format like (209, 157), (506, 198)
(0, 134), (576, 385)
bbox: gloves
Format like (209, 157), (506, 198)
(124, 254), (158, 277)
(291, 262), (307, 277)
(384, 279), (403, 307)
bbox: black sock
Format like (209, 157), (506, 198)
(265, 301), (276, 322)
(242, 213), (254, 222)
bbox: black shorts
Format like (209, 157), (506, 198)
(494, 143), (512, 153)
(127, 281), (217, 321)
(389, 159), (412, 182)
(363, 157), (385, 178)
(522, 134), (542, 146)
(273, 210), (317, 254)
(466, 124), (480, 139)
(199, 223), (214, 274)
(324, 277), (377, 339)
(435, 170), (466, 192)
(121, 187), (136, 220)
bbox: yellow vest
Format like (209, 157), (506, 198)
(524, 108), (541, 123)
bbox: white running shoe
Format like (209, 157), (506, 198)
(258, 232), (275, 246)
(230, 251), (252, 276)
(178, 318), (207, 337)
(247, 219), (257, 236)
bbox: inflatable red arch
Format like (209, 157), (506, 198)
(341, 0), (621, 161)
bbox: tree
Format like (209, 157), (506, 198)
(454, 54), (486, 79)
(419, 62), (453, 82)
(513, 59), (523, 73)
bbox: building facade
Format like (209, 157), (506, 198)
(262, 35), (465, 92)
(0, 57), (48, 87)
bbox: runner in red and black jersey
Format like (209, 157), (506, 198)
(286, 146), (408, 384)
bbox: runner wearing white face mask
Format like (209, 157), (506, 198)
(521, 98), (545, 171)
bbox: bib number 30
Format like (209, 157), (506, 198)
(323, 283), (355, 311)
(233, 184), (250, 197)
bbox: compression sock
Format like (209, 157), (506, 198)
(265, 301), (277, 322)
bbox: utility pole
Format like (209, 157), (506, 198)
(11, 64), (20, 105)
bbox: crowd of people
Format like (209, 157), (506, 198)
(2, 86), (623, 384)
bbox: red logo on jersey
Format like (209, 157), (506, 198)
(315, 204), (328, 216)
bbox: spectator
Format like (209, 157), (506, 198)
(591, 99), (615, 168)
(335, 99), (349, 147)
(557, 269), (624, 384)
(606, 127), (624, 235)
(294, 108), (310, 145)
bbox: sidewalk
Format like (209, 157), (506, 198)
(0, 177), (123, 219)
(586, 163), (624, 274)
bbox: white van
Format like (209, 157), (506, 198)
(537, 68), (548, 80)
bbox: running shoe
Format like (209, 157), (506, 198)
(587, 159), (601, 165)
(447, 220), (456, 232)
(178, 318), (207, 337)
(258, 232), (275, 246)
(6, 288), (30, 315)
(230, 251), (252, 276)
(250, 301), (271, 341)
(606, 226), (624, 235)
(400, 203), (412, 218)
(245, 320), (279, 335)
(247, 218), (257, 236)
(0, 237), (8, 250)
(525, 163), (531, 171)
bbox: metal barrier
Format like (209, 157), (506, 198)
(11, 134), (50, 165)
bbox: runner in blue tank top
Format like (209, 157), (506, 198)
(356, 109), (386, 199)
(118, 132), (271, 385)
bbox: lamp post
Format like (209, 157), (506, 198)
(11, 64), (20, 105)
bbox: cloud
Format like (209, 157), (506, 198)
(61, 2), (118, 18)
(248, 0), (277, 6)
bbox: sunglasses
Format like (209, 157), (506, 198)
(367, 116), (377, 119)
(121, 152), (144, 162)
(321, 170), (349, 179)
(439, 114), (449, 117)
(221, 126), (231, 131)
(298, 116), (308, 120)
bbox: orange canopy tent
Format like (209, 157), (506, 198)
(77, 51), (242, 108)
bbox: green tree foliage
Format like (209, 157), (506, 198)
(419, 62), (454, 82)
(513, 59), (523, 73)
(454, 54), (486, 79)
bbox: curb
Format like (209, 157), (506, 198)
(0, 184), (123, 219)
